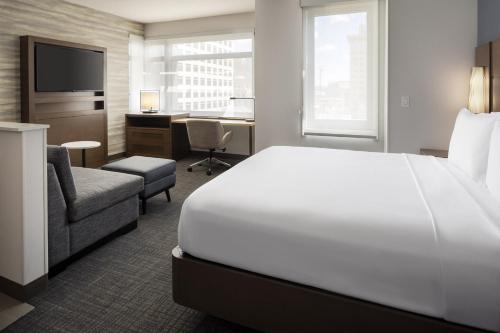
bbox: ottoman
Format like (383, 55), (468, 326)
(102, 156), (176, 214)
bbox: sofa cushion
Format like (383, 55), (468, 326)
(102, 156), (176, 184)
(69, 196), (138, 254)
(47, 163), (70, 267)
(47, 145), (77, 202)
(68, 167), (144, 222)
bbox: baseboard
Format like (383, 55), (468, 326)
(189, 151), (248, 160)
(0, 274), (48, 302)
(108, 151), (247, 162)
(49, 220), (138, 277)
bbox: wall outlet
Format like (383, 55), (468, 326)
(401, 96), (410, 108)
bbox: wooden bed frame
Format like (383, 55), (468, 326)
(172, 247), (486, 333)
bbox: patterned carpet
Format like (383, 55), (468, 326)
(5, 156), (258, 333)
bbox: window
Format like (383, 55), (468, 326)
(144, 33), (254, 118)
(303, 0), (384, 138)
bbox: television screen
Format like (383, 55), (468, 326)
(35, 43), (104, 92)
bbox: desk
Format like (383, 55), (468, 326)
(171, 118), (255, 156)
(125, 112), (189, 160)
(125, 113), (255, 160)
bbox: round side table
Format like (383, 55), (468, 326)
(61, 141), (101, 167)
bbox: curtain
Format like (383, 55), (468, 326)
(129, 34), (144, 113)
(300, 0), (356, 8)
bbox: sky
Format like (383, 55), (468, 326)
(314, 11), (367, 87)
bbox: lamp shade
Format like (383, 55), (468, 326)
(468, 67), (489, 114)
(140, 90), (160, 112)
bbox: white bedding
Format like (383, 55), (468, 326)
(178, 146), (500, 332)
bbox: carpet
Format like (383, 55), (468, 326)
(4, 156), (257, 333)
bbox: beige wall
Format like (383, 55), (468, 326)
(0, 0), (144, 155)
(255, 0), (477, 154)
(145, 12), (255, 39)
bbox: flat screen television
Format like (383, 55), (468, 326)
(35, 43), (104, 92)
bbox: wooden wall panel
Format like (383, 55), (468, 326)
(491, 39), (500, 113)
(45, 113), (107, 168)
(475, 42), (492, 113)
(475, 43), (491, 68)
(0, 0), (144, 155)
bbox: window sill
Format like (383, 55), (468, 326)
(302, 132), (378, 140)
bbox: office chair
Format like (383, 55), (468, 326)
(186, 119), (233, 175)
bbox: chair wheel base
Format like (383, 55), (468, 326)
(187, 167), (193, 172)
(206, 170), (212, 176)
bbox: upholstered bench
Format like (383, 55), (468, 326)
(102, 156), (176, 214)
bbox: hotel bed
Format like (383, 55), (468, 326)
(174, 146), (500, 333)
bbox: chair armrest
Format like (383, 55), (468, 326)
(219, 130), (233, 149)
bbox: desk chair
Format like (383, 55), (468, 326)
(186, 119), (233, 175)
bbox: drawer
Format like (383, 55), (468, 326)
(126, 127), (171, 145)
(127, 143), (171, 158)
(126, 127), (172, 159)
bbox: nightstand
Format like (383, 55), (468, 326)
(419, 148), (449, 158)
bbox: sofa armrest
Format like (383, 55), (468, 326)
(47, 163), (70, 267)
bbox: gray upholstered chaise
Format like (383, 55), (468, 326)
(47, 146), (144, 273)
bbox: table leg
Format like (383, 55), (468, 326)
(82, 149), (86, 168)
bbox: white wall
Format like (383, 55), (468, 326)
(255, 0), (477, 154)
(255, 0), (303, 151)
(388, 0), (477, 153)
(0, 124), (48, 287)
(145, 12), (255, 155)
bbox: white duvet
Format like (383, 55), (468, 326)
(178, 146), (500, 332)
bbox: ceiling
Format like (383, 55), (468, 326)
(65, 0), (255, 24)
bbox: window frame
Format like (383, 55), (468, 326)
(302, 0), (381, 139)
(145, 32), (255, 118)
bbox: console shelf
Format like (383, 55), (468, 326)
(35, 95), (105, 104)
(21, 36), (108, 167)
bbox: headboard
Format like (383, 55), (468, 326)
(475, 39), (500, 113)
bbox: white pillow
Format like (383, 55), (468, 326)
(448, 108), (499, 182)
(487, 121), (500, 200)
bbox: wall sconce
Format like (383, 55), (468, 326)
(140, 90), (160, 113)
(468, 67), (489, 114)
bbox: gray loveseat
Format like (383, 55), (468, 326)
(47, 146), (144, 273)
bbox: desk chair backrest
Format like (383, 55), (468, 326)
(186, 119), (232, 150)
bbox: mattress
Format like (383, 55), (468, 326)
(178, 146), (500, 332)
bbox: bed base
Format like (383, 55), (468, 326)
(172, 246), (487, 333)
